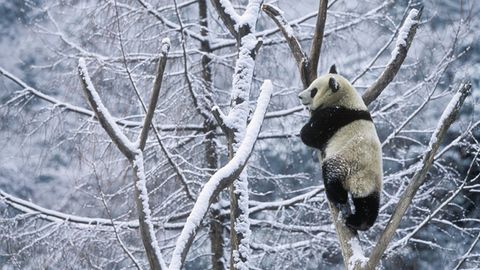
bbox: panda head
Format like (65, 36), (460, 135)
(298, 65), (366, 111)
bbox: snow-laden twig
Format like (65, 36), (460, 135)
(248, 187), (324, 214)
(365, 81), (471, 270)
(134, 0), (205, 42)
(0, 188), (185, 230)
(168, 80), (273, 270)
(362, 8), (422, 106)
(351, 2), (414, 84)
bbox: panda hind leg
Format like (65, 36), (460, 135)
(322, 159), (351, 218)
(323, 175), (351, 218)
(346, 192), (380, 231)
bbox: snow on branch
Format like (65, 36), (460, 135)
(362, 8), (423, 106)
(77, 58), (136, 158)
(78, 55), (171, 270)
(0, 66), (135, 128)
(211, 0), (241, 37)
(132, 153), (168, 270)
(211, 0), (262, 38)
(365, 81), (471, 270)
(0, 188), (186, 230)
(168, 80), (273, 270)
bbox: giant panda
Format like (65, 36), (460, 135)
(298, 65), (382, 231)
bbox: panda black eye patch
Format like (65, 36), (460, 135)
(310, 88), (318, 98)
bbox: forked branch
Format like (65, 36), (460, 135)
(78, 53), (172, 270)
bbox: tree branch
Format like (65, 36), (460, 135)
(362, 7), (423, 106)
(139, 39), (170, 150)
(365, 81), (471, 269)
(0, 188), (183, 230)
(261, 4), (307, 68)
(308, 0), (328, 81)
(210, 0), (240, 38)
(168, 80), (273, 270)
(77, 58), (136, 159)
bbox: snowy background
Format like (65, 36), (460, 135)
(0, 0), (479, 269)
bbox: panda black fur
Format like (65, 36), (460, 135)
(299, 65), (382, 231)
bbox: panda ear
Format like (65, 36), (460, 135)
(329, 64), (337, 74)
(329, 77), (339, 92)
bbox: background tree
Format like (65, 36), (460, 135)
(0, 0), (478, 269)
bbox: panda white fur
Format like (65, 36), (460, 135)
(298, 65), (382, 231)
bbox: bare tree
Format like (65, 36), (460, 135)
(0, 0), (478, 269)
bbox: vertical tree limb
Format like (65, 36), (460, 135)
(139, 39), (170, 150)
(308, 0), (328, 82)
(210, 2), (263, 268)
(199, 0), (226, 268)
(168, 80), (273, 270)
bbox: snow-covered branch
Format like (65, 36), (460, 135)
(78, 58), (136, 159)
(0, 188), (184, 230)
(261, 4), (307, 79)
(362, 8), (423, 106)
(210, 0), (263, 39)
(365, 81), (471, 270)
(210, 0), (240, 37)
(168, 80), (273, 270)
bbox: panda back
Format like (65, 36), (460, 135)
(324, 120), (383, 197)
